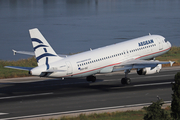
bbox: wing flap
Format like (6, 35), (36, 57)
(119, 59), (171, 66)
(113, 60), (174, 72)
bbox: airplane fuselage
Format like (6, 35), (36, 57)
(31, 35), (171, 78)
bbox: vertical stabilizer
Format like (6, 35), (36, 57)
(29, 28), (62, 67)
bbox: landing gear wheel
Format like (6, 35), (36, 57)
(126, 78), (131, 85)
(86, 76), (96, 82)
(121, 77), (131, 85)
(121, 78), (126, 84)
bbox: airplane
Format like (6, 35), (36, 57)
(5, 28), (174, 85)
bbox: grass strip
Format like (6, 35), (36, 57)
(0, 57), (37, 79)
(45, 106), (171, 120)
(46, 110), (146, 120)
(46, 106), (172, 120)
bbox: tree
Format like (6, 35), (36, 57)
(171, 72), (180, 119)
(143, 99), (169, 120)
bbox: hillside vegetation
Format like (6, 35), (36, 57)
(0, 57), (37, 79)
(157, 46), (180, 67)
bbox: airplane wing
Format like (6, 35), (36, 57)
(113, 59), (174, 72)
(4, 66), (33, 71)
(12, 50), (68, 58)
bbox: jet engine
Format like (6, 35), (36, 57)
(137, 64), (162, 75)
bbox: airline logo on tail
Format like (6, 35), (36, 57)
(32, 38), (57, 63)
(29, 28), (62, 68)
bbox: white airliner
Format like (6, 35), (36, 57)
(5, 28), (174, 85)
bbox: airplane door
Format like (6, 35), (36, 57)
(157, 38), (163, 50)
(66, 61), (73, 75)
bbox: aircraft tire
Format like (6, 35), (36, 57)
(126, 78), (131, 85)
(121, 78), (126, 84)
(86, 76), (96, 82)
(121, 78), (131, 85)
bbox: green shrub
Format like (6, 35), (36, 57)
(171, 72), (180, 119)
(143, 99), (170, 120)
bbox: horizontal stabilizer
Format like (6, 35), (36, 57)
(13, 49), (35, 56)
(5, 66), (33, 71)
(12, 49), (68, 58)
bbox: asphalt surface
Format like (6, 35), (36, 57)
(0, 66), (180, 120)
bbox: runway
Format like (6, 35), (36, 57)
(0, 66), (179, 120)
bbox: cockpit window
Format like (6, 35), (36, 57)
(164, 39), (167, 42)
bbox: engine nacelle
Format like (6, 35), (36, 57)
(137, 64), (162, 75)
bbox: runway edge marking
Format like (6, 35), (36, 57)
(134, 82), (174, 87)
(1, 101), (171, 120)
(0, 113), (8, 116)
(0, 92), (53, 100)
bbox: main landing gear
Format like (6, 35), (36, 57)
(86, 75), (96, 82)
(121, 77), (131, 85)
(121, 69), (131, 85)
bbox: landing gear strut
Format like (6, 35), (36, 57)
(121, 69), (131, 85)
(86, 75), (96, 82)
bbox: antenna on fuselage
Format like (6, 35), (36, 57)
(149, 33), (151, 36)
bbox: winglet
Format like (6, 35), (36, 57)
(169, 61), (175, 66)
(12, 49), (16, 55)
